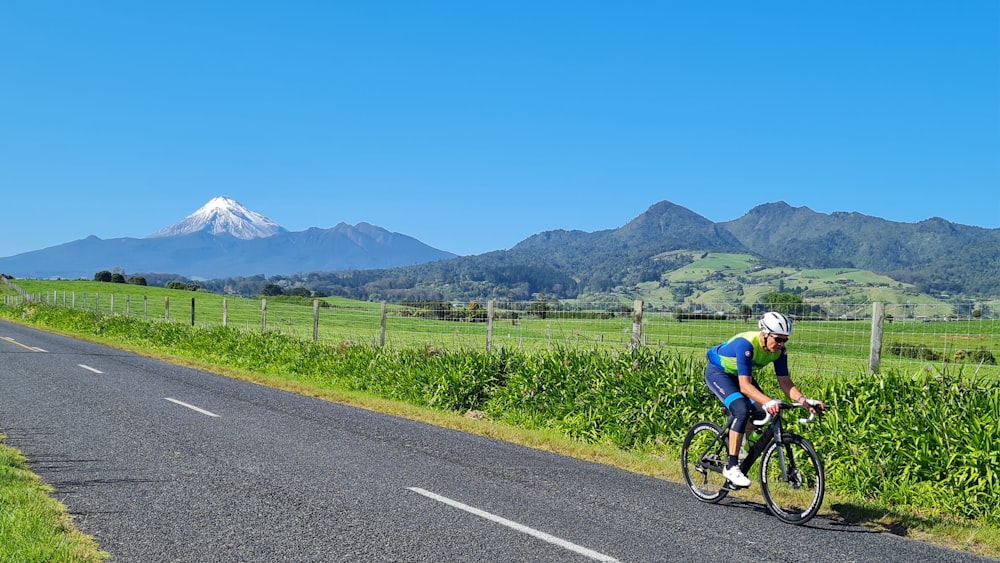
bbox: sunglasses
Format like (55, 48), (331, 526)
(771, 335), (789, 343)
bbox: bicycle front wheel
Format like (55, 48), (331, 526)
(681, 421), (730, 503)
(760, 434), (824, 524)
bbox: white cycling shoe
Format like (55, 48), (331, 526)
(723, 465), (752, 488)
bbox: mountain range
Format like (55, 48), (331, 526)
(339, 200), (997, 301)
(0, 197), (456, 280)
(2, 197), (998, 298)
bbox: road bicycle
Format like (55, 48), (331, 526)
(680, 402), (825, 524)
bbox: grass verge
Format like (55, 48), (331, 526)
(0, 434), (108, 562)
(0, 312), (997, 559)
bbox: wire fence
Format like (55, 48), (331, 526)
(5, 284), (999, 381)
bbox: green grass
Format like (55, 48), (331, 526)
(2, 281), (1000, 558)
(0, 434), (108, 562)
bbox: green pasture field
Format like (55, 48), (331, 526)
(651, 252), (983, 317)
(663, 252), (759, 282)
(9, 279), (999, 381)
(2, 280), (1000, 559)
(797, 267), (898, 284)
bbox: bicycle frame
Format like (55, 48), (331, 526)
(694, 404), (811, 486)
(740, 412), (782, 476)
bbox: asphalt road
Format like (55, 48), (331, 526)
(0, 320), (993, 562)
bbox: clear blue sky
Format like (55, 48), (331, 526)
(2, 2), (997, 259)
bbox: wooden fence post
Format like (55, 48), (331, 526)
(313, 300), (320, 342)
(191, 297), (196, 326)
(869, 302), (885, 375)
(165, 296), (170, 322)
(261, 299), (267, 331)
(223, 298), (228, 327)
(629, 299), (644, 349)
(486, 299), (495, 352)
(380, 301), (388, 347)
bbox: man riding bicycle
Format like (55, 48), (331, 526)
(704, 311), (824, 488)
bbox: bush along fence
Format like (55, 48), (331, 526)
(1, 299), (998, 529)
(2, 279), (998, 381)
(3, 280), (1000, 530)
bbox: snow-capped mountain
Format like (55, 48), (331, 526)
(0, 196), (457, 279)
(148, 196), (287, 239)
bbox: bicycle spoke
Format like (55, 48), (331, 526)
(760, 435), (824, 524)
(681, 422), (730, 503)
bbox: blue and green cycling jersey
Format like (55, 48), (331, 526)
(706, 330), (788, 377)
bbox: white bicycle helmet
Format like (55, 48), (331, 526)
(758, 311), (792, 336)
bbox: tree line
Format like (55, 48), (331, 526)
(93, 269), (147, 286)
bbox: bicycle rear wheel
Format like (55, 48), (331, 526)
(681, 421), (730, 503)
(760, 434), (824, 524)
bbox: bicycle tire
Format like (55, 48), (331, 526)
(759, 433), (824, 524)
(681, 421), (730, 503)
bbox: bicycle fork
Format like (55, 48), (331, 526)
(746, 417), (794, 486)
(733, 416), (792, 478)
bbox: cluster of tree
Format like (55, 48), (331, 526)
(399, 293), (572, 321)
(258, 283), (327, 298)
(165, 281), (201, 291)
(757, 291), (805, 314)
(93, 270), (146, 286)
(399, 300), (486, 321)
(126, 272), (189, 288)
(672, 293), (848, 322)
(173, 258), (583, 303)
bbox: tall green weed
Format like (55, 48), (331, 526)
(484, 346), (709, 448)
(817, 367), (1000, 524)
(2, 302), (997, 526)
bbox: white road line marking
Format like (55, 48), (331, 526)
(78, 364), (104, 374)
(164, 398), (221, 418)
(407, 487), (621, 562)
(1, 336), (46, 352)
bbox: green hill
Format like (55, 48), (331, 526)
(618, 251), (950, 312)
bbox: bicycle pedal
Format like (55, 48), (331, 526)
(723, 481), (751, 491)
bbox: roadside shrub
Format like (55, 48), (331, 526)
(888, 342), (941, 361)
(817, 366), (1000, 524)
(2, 301), (997, 526)
(484, 346), (708, 449)
(953, 348), (996, 365)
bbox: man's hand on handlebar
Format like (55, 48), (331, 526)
(763, 399), (782, 415)
(798, 397), (825, 415)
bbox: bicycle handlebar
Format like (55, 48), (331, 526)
(752, 402), (823, 427)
